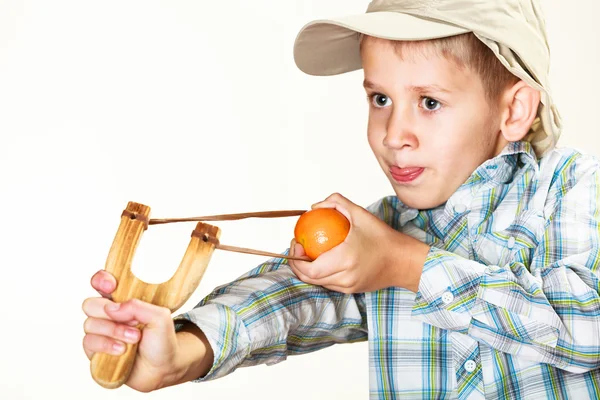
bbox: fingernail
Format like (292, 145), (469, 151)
(106, 303), (120, 311)
(113, 342), (125, 354)
(124, 328), (139, 342)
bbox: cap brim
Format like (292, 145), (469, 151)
(293, 11), (470, 76)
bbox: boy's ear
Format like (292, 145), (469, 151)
(500, 81), (541, 142)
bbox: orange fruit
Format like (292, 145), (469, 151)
(294, 208), (350, 260)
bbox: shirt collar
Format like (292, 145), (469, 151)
(471, 140), (539, 185)
(393, 141), (539, 228)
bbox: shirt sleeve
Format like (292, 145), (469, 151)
(173, 252), (368, 382)
(412, 161), (600, 374)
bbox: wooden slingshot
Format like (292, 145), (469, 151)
(90, 201), (309, 389)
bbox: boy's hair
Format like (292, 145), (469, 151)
(359, 33), (520, 105)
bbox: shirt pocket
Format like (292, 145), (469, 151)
(472, 210), (544, 268)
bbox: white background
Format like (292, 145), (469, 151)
(1, 1), (598, 399)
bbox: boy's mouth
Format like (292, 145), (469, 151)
(390, 166), (424, 183)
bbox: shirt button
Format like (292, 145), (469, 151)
(507, 236), (516, 249)
(453, 203), (467, 213)
(464, 360), (477, 373)
(441, 291), (454, 304)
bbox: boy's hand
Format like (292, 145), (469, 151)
(288, 193), (429, 294)
(82, 271), (213, 392)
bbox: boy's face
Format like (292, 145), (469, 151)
(361, 37), (508, 209)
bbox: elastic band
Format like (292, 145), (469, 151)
(191, 229), (220, 246)
(121, 210), (149, 230)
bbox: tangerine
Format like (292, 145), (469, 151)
(294, 208), (350, 260)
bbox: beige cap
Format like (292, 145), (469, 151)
(293, 0), (561, 157)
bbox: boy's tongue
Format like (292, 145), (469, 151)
(390, 166), (423, 176)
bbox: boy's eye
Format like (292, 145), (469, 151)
(421, 97), (441, 111)
(372, 94), (392, 108)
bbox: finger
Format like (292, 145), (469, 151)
(322, 284), (355, 294)
(290, 255), (355, 292)
(104, 299), (172, 334)
(82, 297), (140, 325)
(294, 241), (307, 257)
(289, 262), (316, 285)
(289, 238), (312, 265)
(314, 192), (348, 206)
(291, 244), (347, 280)
(312, 269), (352, 288)
(289, 262), (351, 293)
(90, 270), (117, 299)
(82, 297), (112, 320)
(84, 317), (141, 344)
(289, 258), (341, 283)
(311, 199), (353, 223)
(288, 239), (297, 269)
(83, 333), (127, 358)
(312, 192), (353, 208)
(311, 193), (339, 210)
(84, 345), (94, 360)
(289, 260), (318, 282)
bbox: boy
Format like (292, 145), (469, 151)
(82, 0), (600, 398)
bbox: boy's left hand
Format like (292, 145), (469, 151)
(288, 193), (429, 294)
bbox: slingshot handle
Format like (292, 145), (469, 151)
(90, 202), (220, 389)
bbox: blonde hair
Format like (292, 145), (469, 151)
(359, 33), (519, 104)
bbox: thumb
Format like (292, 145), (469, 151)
(292, 239), (307, 257)
(288, 238), (308, 268)
(90, 270), (117, 299)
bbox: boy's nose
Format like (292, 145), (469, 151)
(383, 107), (418, 150)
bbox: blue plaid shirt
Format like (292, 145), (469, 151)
(176, 141), (600, 399)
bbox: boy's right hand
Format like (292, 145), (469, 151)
(82, 270), (182, 392)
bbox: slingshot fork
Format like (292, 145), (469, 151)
(90, 201), (308, 389)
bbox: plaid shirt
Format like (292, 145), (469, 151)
(175, 141), (600, 399)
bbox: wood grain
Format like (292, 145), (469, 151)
(89, 202), (220, 389)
